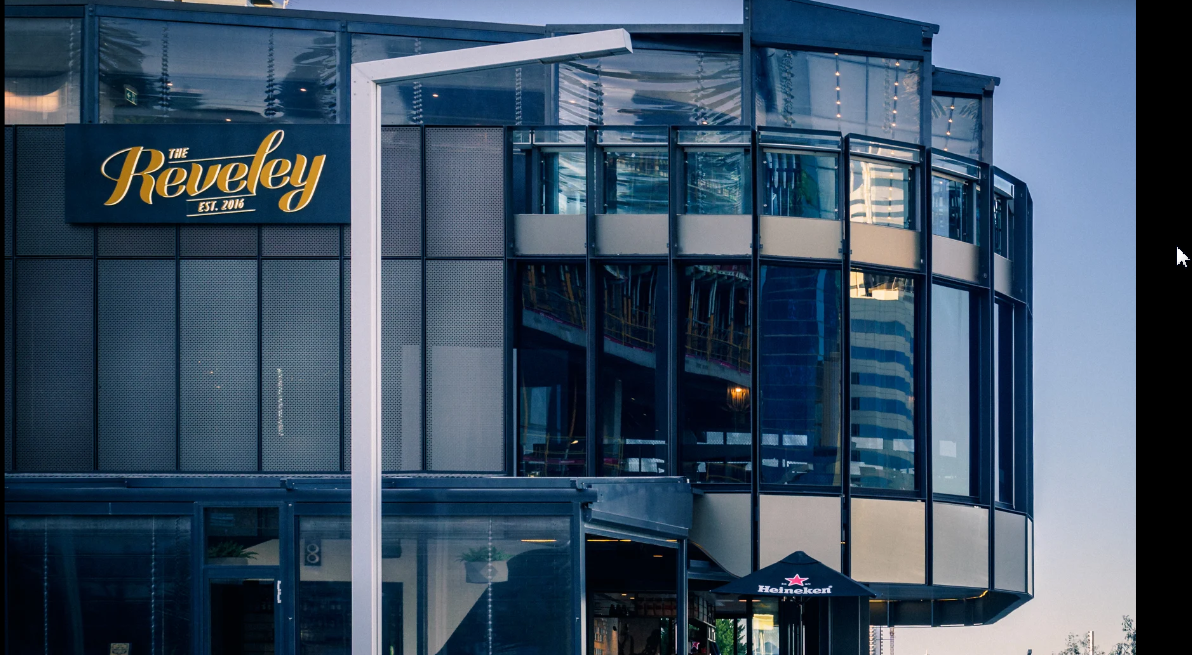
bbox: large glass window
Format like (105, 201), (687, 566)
(99, 18), (338, 123)
(931, 95), (981, 159)
(600, 264), (668, 475)
(762, 150), (837, 219)
(680, 264), (752, 483)
(931, 173), (975, 243)
(850, 159), (913, 230)
(543, 150), (587, 214)
(205, 507), (279, 565)
(4, 18), (81, 124)
(603, 149), (669, 214)
(995, 300), (1014, 505)
(849, 271), (916, 490)
(759, 266), (843, 486)
(684, 149), (752, 214)
(7, 516), (192, 653)
(755, 48), (922, 143)
(993, 185), (1014, 259)
(931, 284), (975, 497)
(517, 263), (587, 477)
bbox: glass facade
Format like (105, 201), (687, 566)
(931, 95), (981, 159)
(684, 148), (752, 214)
(603, 149), (670, 214)
(543, 150), (587, 214)
(931, 284), (974, 497)
(849, 159), (914, 230)
(994, 185), (1014, 259)
(761, 150), (838, 219)
(995, 300), (1014, 505)
(4, 18), (81, 124)
(931, 172), (976, 243)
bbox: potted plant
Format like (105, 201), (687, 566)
(207, 541), (258, 566)
(458, 545), (509, 583)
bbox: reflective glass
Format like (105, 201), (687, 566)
(751, 599), (780, 655)
(931, 284), (974, 497)
(559, 49), (741, 126)
(849, 271), (916, 490)
(762, 150), (837, 219)
(99, 18), (337, 123)
(994, 192), (1013, 259)
(755, 48), (922, 143)
(543, 150), (586, 214)
(603, 149), (669, 214)
(205, 507), (279, 565)
(849, 159), (913, 230)
(680, 264), (752, 483)
(931, 173), (975, 243)
(7, 516), (191, 653)
(995, 300), (1014, 505)
(517, 263), (587, 477)
(931, 95), (981, 159)
(759, 266), (842, 486)
(684, 148), (752, 214)
(4, 18), (81, 124)
(600, 264), (668, 476)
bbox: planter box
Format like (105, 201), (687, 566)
(464, 560), (508, 584)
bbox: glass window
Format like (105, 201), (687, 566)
(755, 48), (922, 143)
(205, 507), (279, 565)
(762, 150), (837, 219)
(680, 264), (752, 483)
(684, 148), (752, 214)
(603, 149), (669, 214)
(559, 49), (742, 126)
(4, 18), (81, 124)
(849, 271), (916, 491)
(759, 266), (842, 486)
(7, 516), (191, 653)
(751, 599), (780, 655)
(931, 284), (974, 497)
(931, 95), (981, 159)
(99, 18), (338, 123)
(517, 263), (587, 477)
(543, 150), (586, 214)
(849, 158), (913, 230)
(994, 191), (1013, 259)
(995, 300), (1014, 505)
(931, 173), (975, 243)
(600, 264), (668, 476)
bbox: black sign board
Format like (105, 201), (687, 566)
(64, 123), (350, 224)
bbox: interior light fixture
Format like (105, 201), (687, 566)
(299, 87), (307, 92)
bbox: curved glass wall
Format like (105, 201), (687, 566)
(4, 18), (81, 124)
(603, 149), (669, 214)
(761, 150), (838, 219)
(931, 284), (975, 497)
(684, 148), (752, 215)
(758, 266), (843, 486)
(931, 172), (975, 243)
(931, 95), (982, 159)
(849, 158), (913, 230)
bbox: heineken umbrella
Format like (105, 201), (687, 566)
(712, 550), (876, 598)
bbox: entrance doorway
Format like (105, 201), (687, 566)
(209, 577), (279, 655)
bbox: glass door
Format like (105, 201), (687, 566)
(208, 576), (281, 655)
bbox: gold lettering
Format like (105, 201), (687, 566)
(185, 163), (221, 196)
(246, 130), (285, 195)
(260, 158), (292, 190)
(217, 162), (250, 194)
(279, 154), (325, 212)
(155, 167), (188, 198)
(102, 147), (165, 206)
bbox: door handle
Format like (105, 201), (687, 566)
(276, 580), (282, 604)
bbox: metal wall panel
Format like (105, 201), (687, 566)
(759, 215), (842, 260)
(179, 260), (258, 471)
(5, 260), (12, 471)
(179, 225), (258, 257)
(759, 494), (841, 570)
(677, 214), (752, 255)
(383, 259), (423, 471)
(425, 259), (504, 471)
(5, 127), (13, 257)
(514, 214), (586, 255)
(850, 498), (926, 584)
(594, 214), (668, 255)
(931, 502), (988, 588)
(425, 127), (504, 257)
(691, 492), (751, 578)
(849, 223), (920, 270)
(261, 259), (341, 471)
(1027, 517), (1033, 596)
(15, 127), (93, 255)
(15, 259), (95, 471)
(98, 260), (176, 471)
(931, 236), (980, 284)
(342, 259), (351, 471)
(994, 509), (1027, 592)
(993, 254), (1012, 297)
(262, 225), (341, 257)
(98, 226), (176, 257)
(382, 126), (422, 257)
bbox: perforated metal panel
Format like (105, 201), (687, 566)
(180, 225), (258, 257)
(424, 127), (504, 257)
(5, 127), (13, 257)
(425, 259), (504, 471)
(382, 126), (422, 257)
(180, 260), (258, 471)
(383, 259), (422, 471)
(342, 259), (351, 470)
(261, 225), (340, 257)
(98, 226), (176, 257)
(262, 259), (341, 471)
(5, 260), (12, 471)
(16, 127), (94, 255)
(99, 260), (177, 471)
(15, 258), (95, 472)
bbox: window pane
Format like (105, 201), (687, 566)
(931, 95), (981, 159)
(543, 150), (587, 214)
(849, 271), (915, 490)
(205, 507), (279, 565)
(4, 18), (81, 124)
(600, 264), (668, 476)
(849, 159), (913, 230)
(603, 149), (669, 214)
(99, 18), (337, 123)
(517, 263), (587, 477)
(680, 264), (752, 483)
(755, 48), (921, 143)
(994, 193), (1013, 259)
(931, 284), (973, 496)
(995, 301), (1014, 504)
(684, 149), (752, 215)
(759, 266), (842, 486)
(931, 174), (974, 243)
(559, 49), (741, 126)
(762, 150), (837, 219)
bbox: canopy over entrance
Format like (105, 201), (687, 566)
(712, 551), (876, 598)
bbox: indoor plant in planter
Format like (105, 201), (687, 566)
(206, 541), (258, 566)
(459, 545), (509, 583)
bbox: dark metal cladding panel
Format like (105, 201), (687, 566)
(5, 260), (12, 471)
(5, 127), (13, 257)
(342, 258), (351, 471)
(15, 127), (94, 255)
(98, 226), (177, 257)
(382, 126), (423, 257)
(424, 127), (504, 257)
(179, 260), (258, 471)
(98, 259), (177, 471)
(383, 259), (423, 471)
(179, 225), (258, 257)
(261, 259), (341, 472)
(15, 258), (95, 472)
(751, 0), (934, 57)
(262, 224), (341, 257)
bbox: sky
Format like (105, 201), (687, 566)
(291, 1), (1138, 652)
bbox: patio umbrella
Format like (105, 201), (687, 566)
(711, 550), (876, 598)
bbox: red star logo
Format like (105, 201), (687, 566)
(785, 574), (809, 586)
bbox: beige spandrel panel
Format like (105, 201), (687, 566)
(849, 498), (925, 584)
(850, 223), (921, 270)
(691, 492), (752, 578)
(595, 214), (668, 255)
(759, 216), (842, 260)
(994, 254), (1013, 296)
(994, 509), (1027, 592)
(677, 214), (752, 255)
(514, 214), (586, 255)
(932, 502), (988, 588)
(932, 235), (981, 284)
(759, 494), (841, 570)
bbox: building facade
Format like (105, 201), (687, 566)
(4, 0), (1034, 653)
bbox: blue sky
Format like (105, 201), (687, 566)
(293, 1), (1137, 651)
